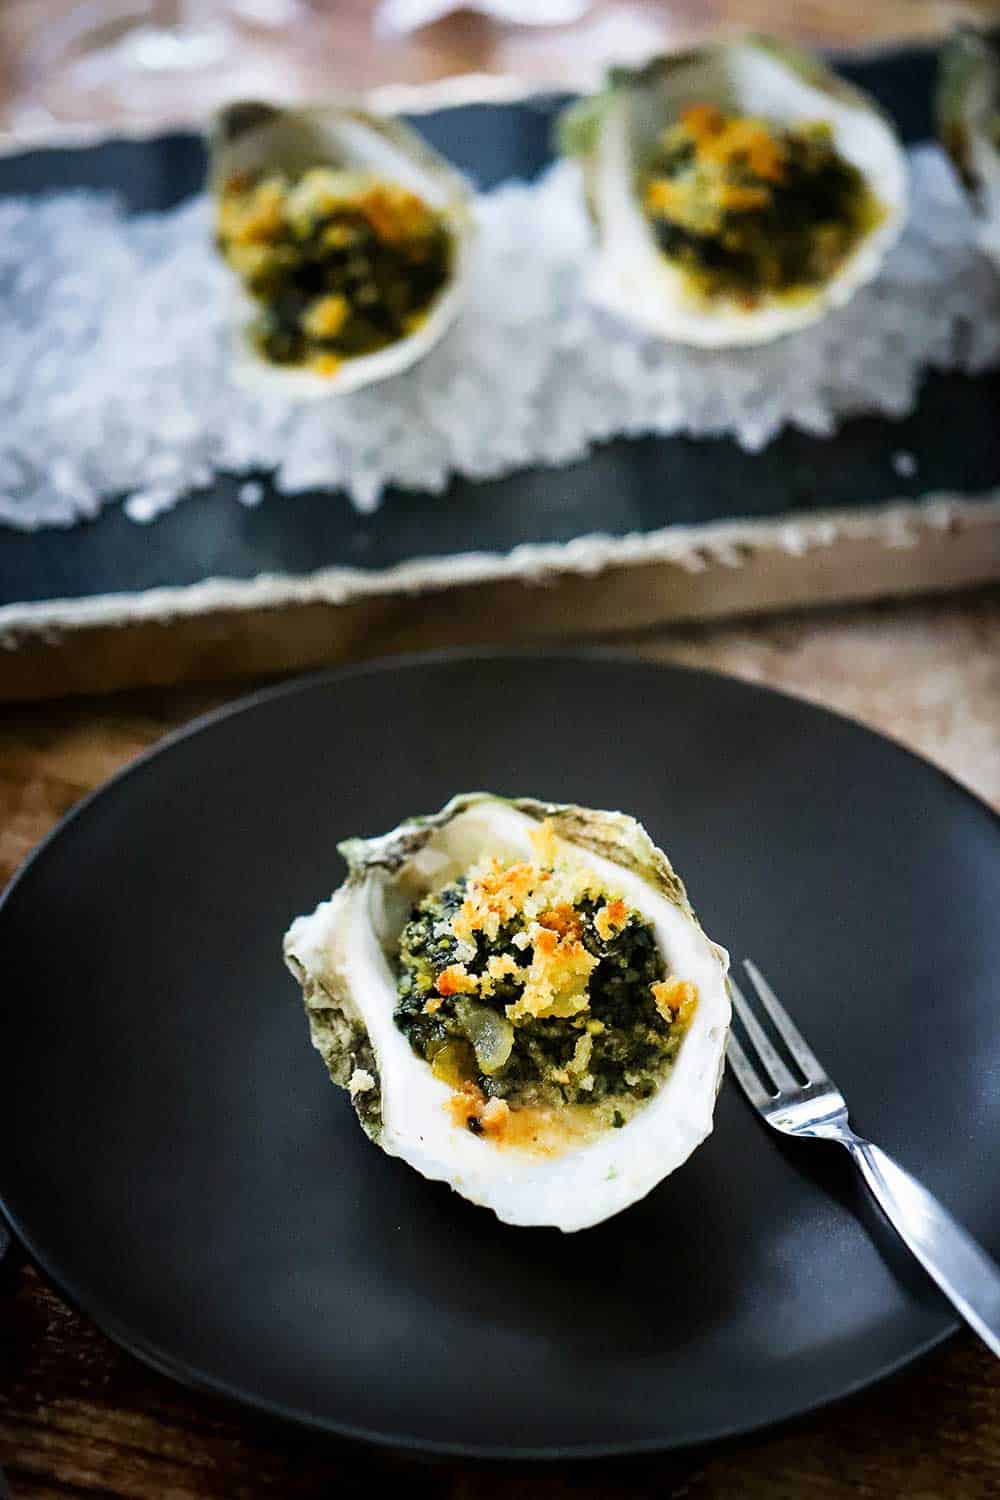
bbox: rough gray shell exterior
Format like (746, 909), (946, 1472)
(339, 792), (694, 911)
(282, 949), (384, 1139)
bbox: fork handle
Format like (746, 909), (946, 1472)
(845, 1137), (1000, 1358)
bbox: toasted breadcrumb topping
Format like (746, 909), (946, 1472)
(435, 963), (479, 997)
(480, 1097), (511, 1135)
(448, 820), (614, 1021)
(442, 819), (700, 1029)
(446, 1085), (513, 1139)
(595, 898), (629, 941)
(308, 352), (343, 377)
(395, 816), (702, 1142)
(302, 293), (350, 340)
(683, 104), (787, 182)
(446, 1081), (485, 1130)
(651, 977), (699, 1028)
(643, 104), (792, 235)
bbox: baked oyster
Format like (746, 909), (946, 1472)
(283, 793), (730, 1231)
(558, 37), (907, 347)
(211, 100), (474, 396)
(937, 29), (1000, 267)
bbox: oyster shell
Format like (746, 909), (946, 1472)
(937, 29), (1000, 268)
(210, 100), (474, 396)
(283, 793), (730, 1231)
(558, 38), (908, 347)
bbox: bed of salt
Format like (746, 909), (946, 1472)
(0, 145), (997, 530)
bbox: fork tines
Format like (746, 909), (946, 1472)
(727, 959), (831, 1100)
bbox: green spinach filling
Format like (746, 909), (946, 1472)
(216, 167), (452, 371)
(642, 106), (881, 301)
(394, 877), (685, 1116)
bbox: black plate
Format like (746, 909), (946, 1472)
(1, 652), (998, 1457)
(1, 39), (998, 609)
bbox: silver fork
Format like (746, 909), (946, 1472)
(728, 958), (1000, 1358)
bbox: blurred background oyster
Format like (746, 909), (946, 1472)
(211, 98), (474, 396)
(559, 36), (908, 347)
(937, 28), (1000, 268)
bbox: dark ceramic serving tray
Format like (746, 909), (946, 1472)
(0, 41), (998, 696)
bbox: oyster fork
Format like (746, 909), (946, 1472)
(728, 959), (1000, 1358)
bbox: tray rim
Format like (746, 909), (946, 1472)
(0, 490), (997, 643)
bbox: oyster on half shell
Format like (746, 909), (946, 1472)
(210, 100), (474, 397)
(283, 793), (730, 1231)
(937, 29), (1000, 268)
(558, 37), (908, 347)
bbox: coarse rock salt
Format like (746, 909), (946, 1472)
(0, 146), (997, 530)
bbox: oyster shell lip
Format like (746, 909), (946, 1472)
(936, 29), (1000, 268)
(560, 35), (909, 349)
(284, 792), (731, 1233)
(210, 97), (476, 399)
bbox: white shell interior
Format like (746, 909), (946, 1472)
(215, 107), (474, 397)
(286, 800), (731, 1232)
(587, 42), (908, 347)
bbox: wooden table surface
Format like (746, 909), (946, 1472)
(2, 2), (1000, 1496)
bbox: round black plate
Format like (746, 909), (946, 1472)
(1, 653), (998, 1457)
